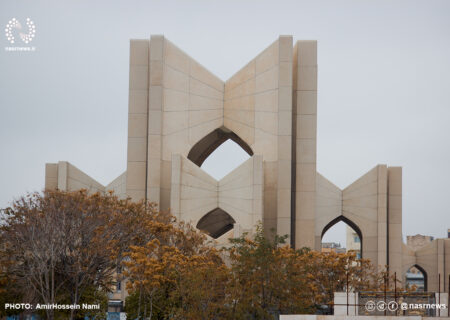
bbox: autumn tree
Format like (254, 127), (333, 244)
(224, 227), (401, 318)
(225, 227), (313, 319)
(0, 190), (166, 320)
(123, 217), (229, 320)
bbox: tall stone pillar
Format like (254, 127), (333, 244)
(126, 39), (149, 201)
(388, 167), (403, 278)
(292, 40), (317, 249)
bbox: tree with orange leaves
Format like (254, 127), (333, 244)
(223, 226), (402, 318)
(224, 226), (313, 319)
(0, 190), (171, 320)
(123, 218), (229, 320)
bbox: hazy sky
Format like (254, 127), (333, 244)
(1, 0), (449, 246)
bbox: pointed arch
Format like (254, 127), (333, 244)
(196, 208), (236, 239)
(187, 127), (253, 167)
(321, 215), (363, 257)
(406, 264), (428, 292)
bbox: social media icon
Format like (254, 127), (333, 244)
(365, 300), (376, 312)
(377, 301), (387, 312)
(388, 301), (398, 311)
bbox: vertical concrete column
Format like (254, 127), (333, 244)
(276, 36), (293, 240)
(45, 163), (58, 190)
(388, 166), (403, 277)
(146, 35), (164, 207)
(57, 161), (69, 191)
(377, 165), (388, 271)
(438, 239), (445, 291)
(253, 38), (278, 236)
(292, 40), (317, 249)
(252, 155), (264, 228)
(445, 240), (450, 293)
(170, 154), (181, 219)
(126, 40), (149, 201)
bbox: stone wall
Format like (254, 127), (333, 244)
(224, 36), (293, 238)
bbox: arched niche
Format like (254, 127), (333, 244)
(187, 127), (253, 167)
(196, 207), (236, 239)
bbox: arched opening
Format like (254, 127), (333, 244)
(201, 140), (251, 180)
(196, 208), (236, 239)
(321, 215), (362, 258)
(187, 127), (253, 167)
(405, 265), (427, 292)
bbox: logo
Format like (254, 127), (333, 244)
(5, 18), (36, 44)
(376, 301), (387, 312)
(365, 300), (376, 312)
(4, 18), (36, 52)
(388, 301), (398, 311)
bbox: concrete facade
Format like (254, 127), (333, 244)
(45, 35), (450, 291)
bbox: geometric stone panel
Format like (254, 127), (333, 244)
(170, 154), (263, 240)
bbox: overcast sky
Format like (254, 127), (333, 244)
(1, 0), (449, 246)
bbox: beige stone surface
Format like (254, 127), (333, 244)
(126, 39), (150, 201)
(219, 156), (263, 230)
(163, 89), (188, 111)
(169, 154), (263, 239)
(293, 40), (317, 249)
(45, 161), (105, 194)
(297, 91), (317, 115)
(255, 90), (278, 112)
(226, 61), (255, 92)
(188, 118), (223, 146)
(129, 65), (148, 90)
(128, 90), (148, 114)
(149, 86), (163, 110)
(190, 60), (224, 92)
(127, 161), (146, 191)
(164, 39), (189, 74)
(388, 166), (403, 278)
(66, 163), (104, 193)
(190, 94), (222, 110)
(339, 165), (405, 270)
(255, 41), (279, 74)
(105, 171), (127, 199)
(127, 137), (147, 162)
(129, 39), (149, 66)
(315, 173), (342, 238)
(128, 113), (148, 138)
(255, 67), (279, 93)
(163, 65), (189, 92)
(45, 163), (58, 190)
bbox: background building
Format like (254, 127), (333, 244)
(321, 242), (346, 254)
(346, 226), (361, 259)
